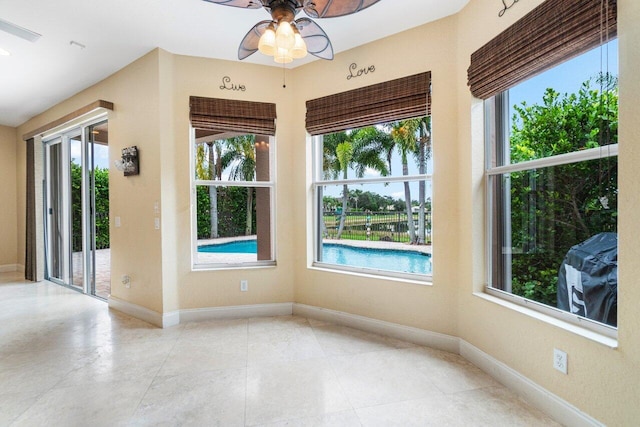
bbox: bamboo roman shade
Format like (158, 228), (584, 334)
(305, 72), (431, 136)
(467, 0), (617, 100)
(189, 96), (277, 136)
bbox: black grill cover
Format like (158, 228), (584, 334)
(557, 232), (617, 327)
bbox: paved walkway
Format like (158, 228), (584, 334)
(71, 248), (110, 299)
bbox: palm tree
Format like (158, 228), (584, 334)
(195, 140), (223, 238)
(322, 127), (390, 239)
(390, 119), (420, 243)
(221, 135), (256, 236)
(415, 117), (432, 244)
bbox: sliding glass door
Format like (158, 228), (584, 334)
(44, 119), (110, 298)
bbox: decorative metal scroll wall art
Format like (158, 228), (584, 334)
(499, 0), (520, 17)
(220, 76), (246, 92)
(347, 62), (375, 80)
(114, 146), (139, 176)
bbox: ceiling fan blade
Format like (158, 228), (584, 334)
(238, 20), (271, 60)
(303, 0), (381, 18)
(0, 18), (41, 42)
(201, 0), (263, 9)
(296, 18), (333, 60)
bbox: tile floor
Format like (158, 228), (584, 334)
(0, 271), (559, 426)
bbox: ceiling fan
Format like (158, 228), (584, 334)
(203, 0), (382, 63)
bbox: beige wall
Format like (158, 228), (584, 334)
(291, 16), (461, 336)
(9, 0), (639, 423)
(165, 53), (296, 311)
(0, 125), (18, 268)
(16, 50), (166, 313)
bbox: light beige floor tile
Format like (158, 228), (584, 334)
(312, 324), (415, 356)
(11, 380), (149, 427)
(157, 334), (248, 376)
(130, 368), (246, 427)
(56, 340), (173, 387)
(394, 346), (501, 394)
(252, 410), (362, 427)
(248, 315), (311, 333)
(180, 317), (249, 341)
(356, 394), (476, 427)
(0, 391), (41, 427)
(246, 358), (352, 425)
(356, 387), (561, 427)
(450, 386), (561, 426)
(329, 349), (442, 408)
(0, 274), (565, 426)
(0, 348), (96, 395)
(248, 326), (325, 366)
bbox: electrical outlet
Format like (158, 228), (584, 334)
(553, 348), (568, 374)
(240, 280), (248, 292)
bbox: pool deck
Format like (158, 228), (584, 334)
(323, 238), (432, 254)
(195, 235), (432, 265)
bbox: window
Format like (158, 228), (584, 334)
(475, 0), (618, 332)
(190, 97), (276, 268)
(308, 73), (433, 280)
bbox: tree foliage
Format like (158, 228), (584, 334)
(508, 76), (618, 306)
(71, 162), (109, 251)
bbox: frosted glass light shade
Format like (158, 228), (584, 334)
(258, 25), (276, 56)
(275, 21), (295, 50)
(291, 32), (307, 59)
(274, 46), (293, 64)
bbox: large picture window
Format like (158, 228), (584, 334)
(474, 0), (618, 333)
(190, 97), (276, 268)
(308, 73), (433, 280)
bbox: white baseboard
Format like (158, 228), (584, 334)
(293, 303), (460, 354)
(179, 302), (293, 323)
(108, 296), (171, 328)
(0, 264), (20, 273)
(108, 298), (292, 329)
(460, 340), (603, 427)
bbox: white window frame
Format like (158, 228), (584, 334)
(484, 92), (618, 338)
(190, 127), (276, 269)
(311, 134), (433, 283)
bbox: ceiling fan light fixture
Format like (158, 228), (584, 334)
(274, 46), (293, 64)
(258, 23), (277, 55)
(291, 30), (307, 59)
(275, 20), (295, 50)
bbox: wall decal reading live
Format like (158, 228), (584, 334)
(499, 0), (520, 17)
(220, 76), (246, 92)
(347, 63), (375, 80)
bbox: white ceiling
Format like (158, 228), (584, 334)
(0, 0), (469, 127)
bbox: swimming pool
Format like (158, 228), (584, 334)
(199, 240), (432, 275)
(199, 240), (257, 254)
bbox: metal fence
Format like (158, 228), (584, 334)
(322, 210), (432, 244)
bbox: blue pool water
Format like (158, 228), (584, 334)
(199, 240), (258, 253)
(199, 240), (432, 275)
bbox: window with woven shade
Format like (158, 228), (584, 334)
(308, 73), (433, 281)
(189, 96), (277, 268)
(480, 0), (619, 335)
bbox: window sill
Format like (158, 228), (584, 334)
(192, 261), (277, 271)
(473, 291), (618, 349)
(310, 262), (433, 286)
